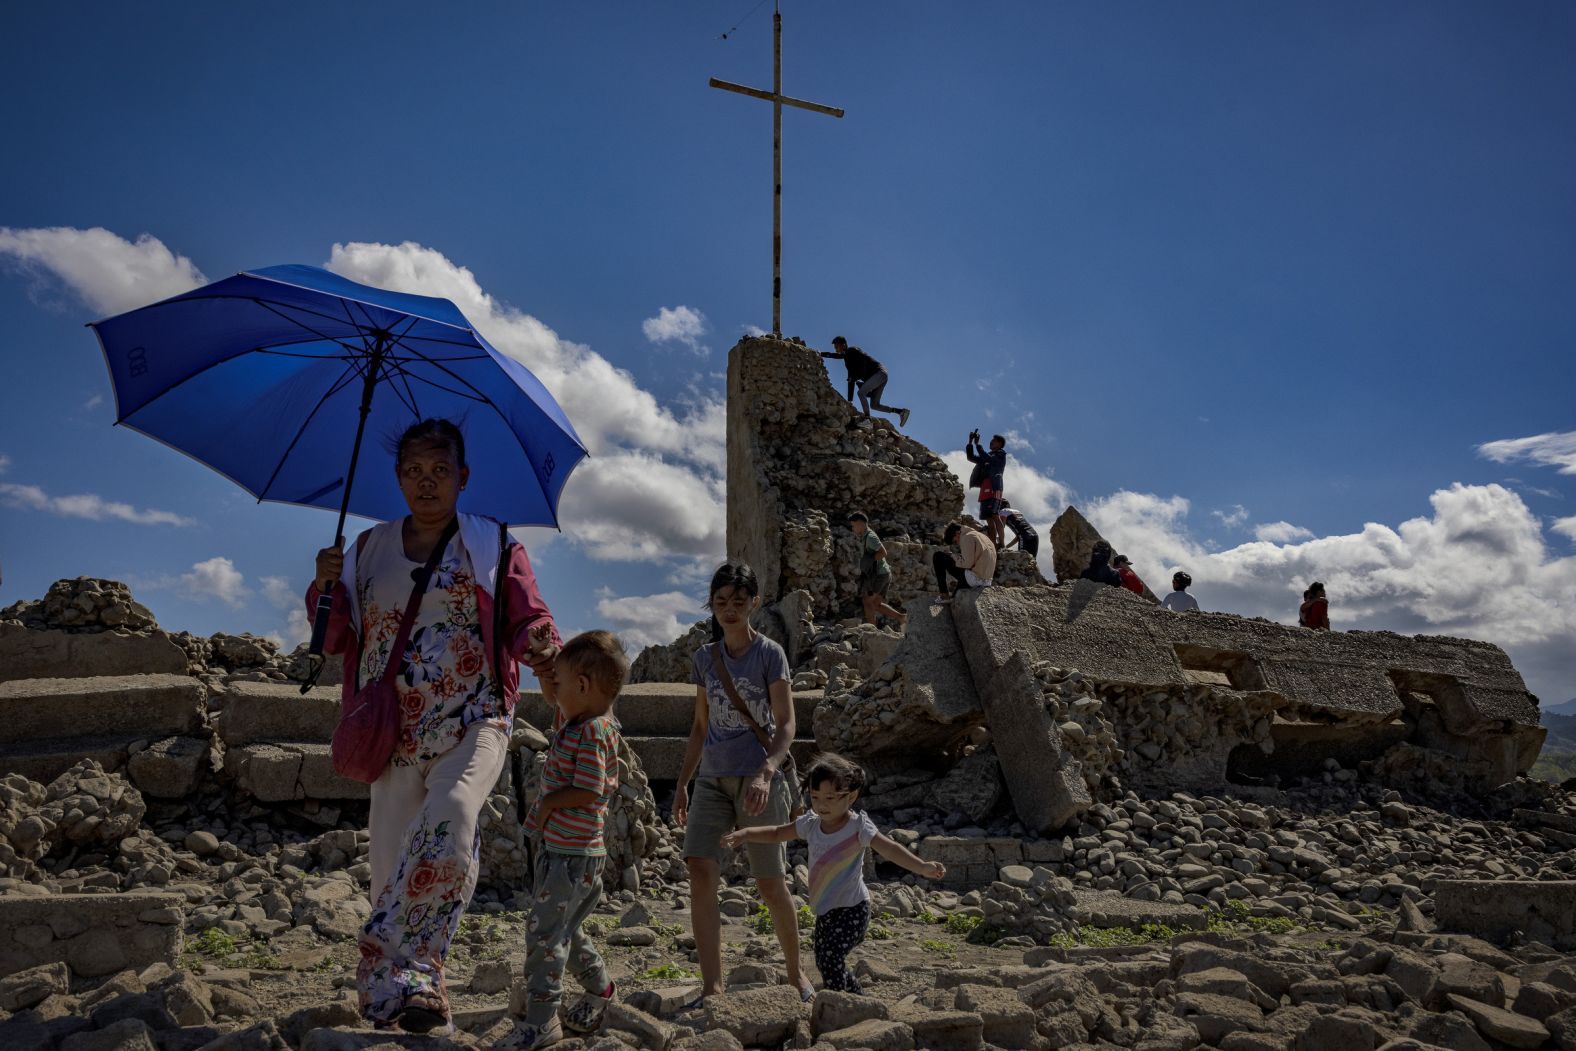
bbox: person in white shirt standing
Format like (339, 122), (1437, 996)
(1161, 572), (1200, 613)
(723, 754), (944, 992)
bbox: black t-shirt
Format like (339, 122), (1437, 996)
(1003, 510), (1035, 539)
(839, 346), (882, 383)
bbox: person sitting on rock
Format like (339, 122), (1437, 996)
(507, 630), (627, 1051)
(307, 417), (559, 1034)
(847, 511), (907, 629)
(964, 430), (1008, 548)
(1112, 554), (1147, 596)
(1299, 581), (1330, 630)
(996, 500), (1039, 560)
(1080, 540), (1124, 588)
(820, 336), (910, 428)
(672, 562), (813, 1006)
(933, 521), (996, 603)
(723, 753), (944, 994)
(1162, 571), (1200, 612)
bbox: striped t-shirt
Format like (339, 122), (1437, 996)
(531, 711), (620, 856)
(796, 810), (879, 915)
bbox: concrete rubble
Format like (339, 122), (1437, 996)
(3, 335), (1576, 1050)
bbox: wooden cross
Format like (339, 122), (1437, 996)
(710, 1), (844, 337)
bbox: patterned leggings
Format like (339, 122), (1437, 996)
(813, 901), (871, 993)
(522, 851), (610, 1026)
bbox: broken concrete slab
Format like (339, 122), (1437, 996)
(0, 674), (204, 746)
(978, 652), (1091, 833)
(1435, 880), (1576, 950)
(218, 682), (339, 746)
(0, 892), (184, 978)
(0, 624), (187, 683)
(126, 735), (207, 798)
(223, 742), (368, 802)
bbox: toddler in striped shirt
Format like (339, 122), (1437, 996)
(724, 753), (945, 994)
(505, 629), (627, 1051)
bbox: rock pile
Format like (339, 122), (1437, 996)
(0, 761), (149, 884)
(0, 577), (158, 633)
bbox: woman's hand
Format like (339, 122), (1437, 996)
(526, 641), (559, 680)
(314, 540), (344, 592)
(743, 768), (773, 816)
(721, 829), (748, 851)
(921, 861), (946, 881)
(672, 783), (689, 827)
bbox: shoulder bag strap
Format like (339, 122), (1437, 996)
(378, 518), (459, 687)
(710, 642), (774, 753)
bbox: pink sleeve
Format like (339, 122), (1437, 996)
(303, 581), (358, 657)
(502, 543), (560, 659)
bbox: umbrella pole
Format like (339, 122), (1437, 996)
(302, 334), (388, 693)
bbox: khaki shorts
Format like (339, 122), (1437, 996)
(683, 775), (790, 879)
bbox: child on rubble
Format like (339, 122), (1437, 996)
(504, 628), (628, 1051)
(722, 754), (946, 994)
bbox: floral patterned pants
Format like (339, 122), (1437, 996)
(521, 851), (610, 1027)
(814, 901), (870, 993)
(357, 722), (509, 1024)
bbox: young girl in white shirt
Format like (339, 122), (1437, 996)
(723, 754), (945, 993)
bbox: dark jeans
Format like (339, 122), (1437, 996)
(933, 551), (969, 595)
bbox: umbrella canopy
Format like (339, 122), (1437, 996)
(89, 264), (587, 528)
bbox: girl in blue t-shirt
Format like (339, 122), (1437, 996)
(725, 753), (946, 993)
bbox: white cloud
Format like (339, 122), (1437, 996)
(259, 575), (298, 608)
(1553, 516), (1576, 543)
(1478, 431), (1576, 477)
(325, 241), (728, 562)
(178, 557), (250, 609)
(0, 481), (195, 527)
(0, 227), (205, 315)
(1081, 483), (1576, 704)
(642, 305), (708, 353)
(1212, 504), (1250, 529)
(1254, 521), (1314, 543)
(593, 589), (704, 652)
(742, 324), (767, 338)
(82, 393), (105, 412)
(0, 453), (9, 474)
(940, 451), (1072, 536)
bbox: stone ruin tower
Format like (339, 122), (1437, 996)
(726, 334), (1034, 616)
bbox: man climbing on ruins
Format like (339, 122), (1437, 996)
(996, 500), (1039, 560)
(964, 430), (1008, 547)
(821, 336), (911, 428)
(1080, 540), (1124, 588)
(1162, 571), (1200, 612)
(847, 512), (907, 628)
(932, 521), (996, 603)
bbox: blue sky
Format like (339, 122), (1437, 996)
(2, 2), (1574, 701)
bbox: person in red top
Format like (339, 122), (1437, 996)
(1299, 582), (1330, 630)
(1112, 554), (1147, 596)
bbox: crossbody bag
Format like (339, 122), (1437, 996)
(710, 641), (805, 818)
(331, 518), (457, 784)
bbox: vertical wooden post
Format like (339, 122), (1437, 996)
(772, 2), (783, 336)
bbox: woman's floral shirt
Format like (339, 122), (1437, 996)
(356, 523), (508, 766)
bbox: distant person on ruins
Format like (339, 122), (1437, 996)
(673, 562), (813, 1006)
(847, 511), (907, 629)
(820, 335), (911, 429)
(1299, 581), (1330, 630)
(1112, 554), (1147, 596)
(996, 500), (1039, 560)
(1080, 540), (1124, 588)
(964, 429), (1008, 547)
(1162, 571), (1200, 612)
(307, 417), (560, 1034)
(933, 521), (996, 603)
(723, 753), (945, 994)
(507, 630), (627, 1051)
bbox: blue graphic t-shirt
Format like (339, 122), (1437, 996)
(691, 636), (790, 778)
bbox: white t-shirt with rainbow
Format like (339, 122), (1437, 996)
(796, 810), (879, 915)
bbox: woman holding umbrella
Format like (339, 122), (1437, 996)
(309, 418), (560, 1033)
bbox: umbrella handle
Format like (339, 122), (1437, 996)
(299, 590), (336, 694)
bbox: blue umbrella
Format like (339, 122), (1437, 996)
(89, 263), (588, 680)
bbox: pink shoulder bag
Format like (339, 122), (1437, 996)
(331, 519), (457, 784)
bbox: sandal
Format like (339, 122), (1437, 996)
(397, 992), (450, 1035)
